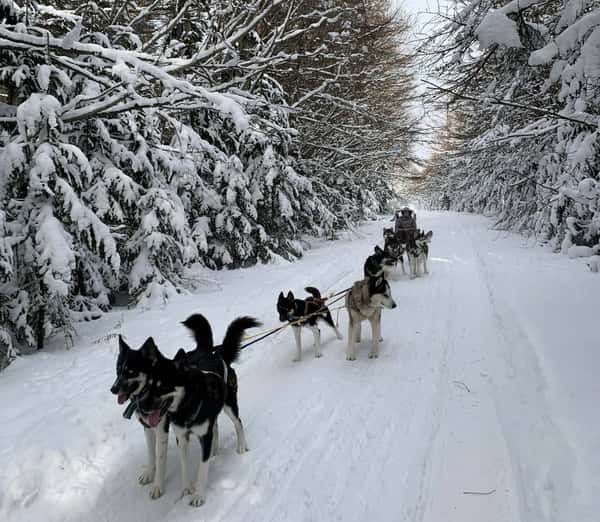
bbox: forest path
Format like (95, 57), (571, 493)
(1, 212), (598, 522)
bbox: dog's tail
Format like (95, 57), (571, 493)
(304, 286), (322, 299)
(181, 314), (214, 351)
(222, 316), (262, 364)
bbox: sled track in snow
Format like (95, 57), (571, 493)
(1, 212), (598, 522)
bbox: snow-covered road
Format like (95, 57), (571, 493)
(1, 211), (598, 522)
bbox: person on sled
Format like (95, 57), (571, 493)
(394, 207), (417, 244)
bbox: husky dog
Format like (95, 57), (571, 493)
(111, 336), (171, 497)
(277, 287), (343, 361)
(382, 228), (405, 275)
(134, 315), (259, 506)
(406, 230), (433, 279)
(364, 245), (398, 278)
(345, 275), (396, 361)
(177, 314), (257, 458)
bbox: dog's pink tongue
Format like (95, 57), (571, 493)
(147, 410), (162, 427)
(117, 392), (128, 405)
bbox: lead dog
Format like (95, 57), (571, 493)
(406, 230), (433, 278)
(111, 336), (171, 498)
(345, 276), (396, 360)
(134, 315), (259, 506)
(277, 287), (343, 361)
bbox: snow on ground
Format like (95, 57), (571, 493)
(1, 211), (598, 522)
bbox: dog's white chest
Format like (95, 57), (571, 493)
(173, 420), (210, 439)
(190, 420), (210, 437)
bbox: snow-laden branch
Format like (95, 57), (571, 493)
(165, 0), (287, 74)
(422, 80), (597, 129)
(142, 0), (193, 52)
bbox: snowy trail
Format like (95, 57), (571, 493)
(1, 211), (598, 522)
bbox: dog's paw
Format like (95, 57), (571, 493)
(346, 355), (356, 361)
(314, 352), (323, 358)
(379, 336), (384, 342)
(292, 356), (301, 362)
(368, 352), (379, 359)
(138, 468), (155, 485)
(149, 484), (163, 499)
(189, 493), (206, 507)
(178, 486), (193, 500)
(237, 443), (249, 454)
(336, 334), (343, 340)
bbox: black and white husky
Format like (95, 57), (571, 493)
(383, 228), (406, 275)
(364, 245), (398, 278)
(134, 315), (260, 506)
(345, 275), (396, 361)
(406, 230), (433, 278)
(277, 287), (343, 361)
(111, 336), (171, 498)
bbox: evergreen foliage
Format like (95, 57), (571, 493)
(0, 0), (415, 363)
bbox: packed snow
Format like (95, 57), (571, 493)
(1, 211), (598, 522)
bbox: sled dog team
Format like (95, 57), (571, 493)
(111, 209), (433, 506)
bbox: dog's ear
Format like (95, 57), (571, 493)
(278, 291), (284, 300)
(425, 230), (433, 241)
(118, 335), (130, 354)
(287, 291), (294, 301)
(140, 337), (162, 363)
(374, 245), (384, 255)
(375, 275), (384, 287)
(173, 348), (186, 363)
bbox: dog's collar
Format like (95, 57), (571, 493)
(121, 381), (151, 420)
(123, 401), (137, 419)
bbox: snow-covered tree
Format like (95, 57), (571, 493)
(270, 0), (419, 224)
(420, 0), (600, 257)
(0, 0), (418, 361)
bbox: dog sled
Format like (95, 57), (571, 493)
(393, 207), (417, 243)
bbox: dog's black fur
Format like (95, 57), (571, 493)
(133, 314), (259, 506)
(111, 336), (158, 406)
(110, 336), (171, 496)
(277, 286), (342, 360)
(175, 314), (260, 427)
(406, 229), (433, 278)
(277, 286), (336, 328)
(382, 228), (405, 267)
(406, 229), (432, 258)
(363, 245), (397, 278)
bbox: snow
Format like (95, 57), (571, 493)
(34, 205), (75, 297)
(111, 60), (137, 85)
(16, 94), (61, 139)
(498, 0), (544, 16)
(476, 10), (522, 49)
(581, 26), (600, 79)
(1, 211), (599, 522)
(530, 11), (600, 66)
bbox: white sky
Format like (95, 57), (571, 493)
(394, 0), (448, 34)
(392, 1), (450, 164)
